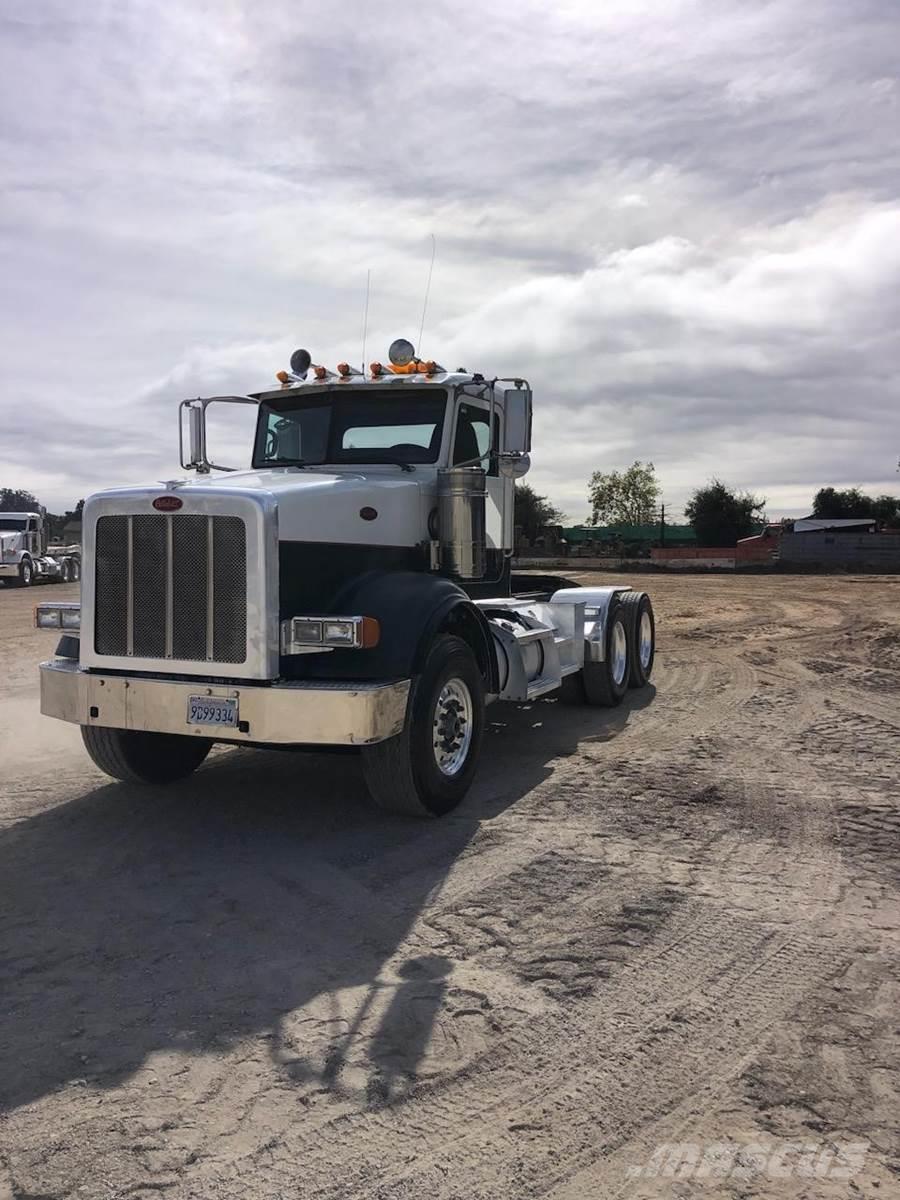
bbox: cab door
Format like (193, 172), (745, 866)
(450, 397), (507, 555)
(27, 517), (40, 558)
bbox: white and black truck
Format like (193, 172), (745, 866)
(0, 511), (81, 587)
(36, 340), (655, 816)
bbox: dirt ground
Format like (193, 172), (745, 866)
(1, 573), (898, 1199)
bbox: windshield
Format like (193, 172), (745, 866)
(0, 517), (27, 531)
(253, 389), (447, 468)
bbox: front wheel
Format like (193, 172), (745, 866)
(81, 726), (211, 784)
(362, 634), (485, 817)
(16, 559), (33, 588)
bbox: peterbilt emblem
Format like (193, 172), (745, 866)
(153, 496), (183, 512)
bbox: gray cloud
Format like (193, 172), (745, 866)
(2, 0), (899, 517)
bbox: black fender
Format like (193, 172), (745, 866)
(284, 570), (499, 690)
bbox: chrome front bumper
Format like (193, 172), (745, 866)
(40, 659), (410, 746)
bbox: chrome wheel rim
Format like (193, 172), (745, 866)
(432, 678), (473, 776)
(639, 611), (653, 669)
(611, 619), (628, 687)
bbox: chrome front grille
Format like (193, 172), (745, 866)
(94, 514), (247, 664)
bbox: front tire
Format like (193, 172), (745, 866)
(81, 726), (211, 784)
(16, 559), (33, 588)
(362, 634), (485, 817)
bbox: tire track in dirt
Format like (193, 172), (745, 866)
(193, 904), (842, 1200)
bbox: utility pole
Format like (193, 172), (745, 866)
(660, 503), (666, 547)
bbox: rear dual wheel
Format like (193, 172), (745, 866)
(561, 593), (655, 707)
(619, 591), (655, 687)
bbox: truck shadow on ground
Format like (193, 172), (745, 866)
(0, 686), (654, 1113)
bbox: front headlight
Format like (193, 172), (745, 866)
(281, 615), (380, 653)
(322, 619), (357, 645)
(61, 607), (81, 630)
(35, 603), (81, 631)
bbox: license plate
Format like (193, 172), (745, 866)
(187, 696), (238, 728)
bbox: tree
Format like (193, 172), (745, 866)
(873, 495), (900, 529)
(45, 499), (85, 541)
(812, 487), (900, 528)
(685, 479), (765, 547)
(0, 487), (40, 512)
(514, 483), (565, 542)
(588, 461), (661, 526)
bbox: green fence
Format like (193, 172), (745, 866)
(562, 524), (698, 546)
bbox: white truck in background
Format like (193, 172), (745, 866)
(0, 512), (81, 587)
(36, 339), (655, 817)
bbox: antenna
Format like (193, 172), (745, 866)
(417, 234), (436, 357)
(361, 269), (371, 373)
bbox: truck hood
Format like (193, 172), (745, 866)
(89, 467), (432, 547)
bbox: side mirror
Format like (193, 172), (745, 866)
(186, 402), (206, 469)
(498, 452), (531, 479)
(179, 396), (258, 474)
(502, 387), (532, 454)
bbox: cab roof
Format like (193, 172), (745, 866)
(249, 370), (487, 405)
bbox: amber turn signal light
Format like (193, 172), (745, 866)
(359, 616), (380, 648)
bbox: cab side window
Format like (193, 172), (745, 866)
(453, 404), (499, 475)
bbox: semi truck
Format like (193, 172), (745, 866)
(36, 340), (656, 817)
(0, 511), (81, 587)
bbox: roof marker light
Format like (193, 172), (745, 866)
(370, 361), (384, 377)
(313, 364), (328, 380)
(389, 338), (416, 366)
(276, 370), (290, 385)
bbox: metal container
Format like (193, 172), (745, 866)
(437, 467), (486, 580)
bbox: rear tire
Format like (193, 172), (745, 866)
(81, 726), (211, 784)
(563, 600), (631, 707)
(620, 591), (655, 687)
(362, 634), (485, 817)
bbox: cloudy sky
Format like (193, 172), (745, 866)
(3, 0), (899, 520)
